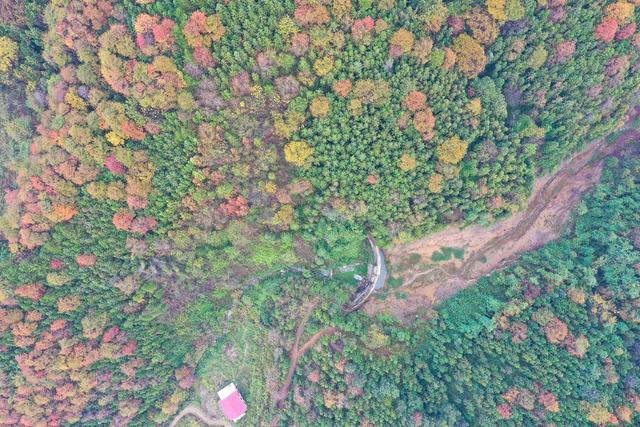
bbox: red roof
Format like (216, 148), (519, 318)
(218, 383), (247, 422)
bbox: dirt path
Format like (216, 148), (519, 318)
(274, 302), (337, 409)
(365, 126), (639, 319)
(169, 404), (231, 427)
(274, 325), (337, 407)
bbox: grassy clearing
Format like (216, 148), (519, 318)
(332, 263), (369, 283)
(195, 304), (278, 424)
(173, 289), (231, 341)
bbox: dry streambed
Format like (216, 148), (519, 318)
(366, 127), (639, 319)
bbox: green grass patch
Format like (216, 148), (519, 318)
(395, 291), (409, 300)
(431, 247), (465, 262)
(332, 263), (368, 283)
(173, 290), (231, 341)
(408, 253), (422, 264)
(388, 276), (403, 289)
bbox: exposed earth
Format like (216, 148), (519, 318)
(366, 126), (640, 320)
(169, 403), (230, 427)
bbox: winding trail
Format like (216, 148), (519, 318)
(169, 404), (231, 427)
(274, 301), (337, 408)
(278, 327), (337, 400)
(171, 125), (639, 427)
(366, 125), (640, 319)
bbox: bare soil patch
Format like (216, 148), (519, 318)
(169, 403), (230, 427)
(365, 127), (640, 319)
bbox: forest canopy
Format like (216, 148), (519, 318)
(0, 0), (639, 425)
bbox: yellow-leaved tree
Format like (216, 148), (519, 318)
(398, 153), (418, 171)
(437, 136), (468, 164)
(284, 141), (314, 166)
(427, 173), (444, 193)
(487, 0), (524, 21)
(310, 96), (331, 118)
(390, 28), (415, 54)
(452, 34), (487, 77)
(0, 36), (18, 75)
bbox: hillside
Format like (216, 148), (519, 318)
(0, 0), (639, 425)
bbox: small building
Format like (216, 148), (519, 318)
(217, 383), (247, 422)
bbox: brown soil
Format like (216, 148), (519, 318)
(273, 302), (337, 410)
(365, 127), (640, 320)
(169, 404), (231, 427)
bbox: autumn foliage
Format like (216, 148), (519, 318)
(596, 18), (619, 42)
(294, 4), (330, 27)
(389, 28), (414, 56)
(352, 16), (375, 41)
(284, 140), (314, 166)
(413, 109), (436, 136)
(14, 283), (46, 301)
(0, 302), (156, 425)
(99, 24), (186, 110)
(134, 13), (176, 55)
(219, 196), (249, 218)
(452, 34), (487, 77)
(184, 11), (226, 48)
(76, 253), (97, 267)
(403, 91), (427, 112)
(113, 210), (157, 234)
(1, 1), (640, 425)
(437, 136), (469, 164)
(333, 79), (352, 97)
(0, 36), (18, 75)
